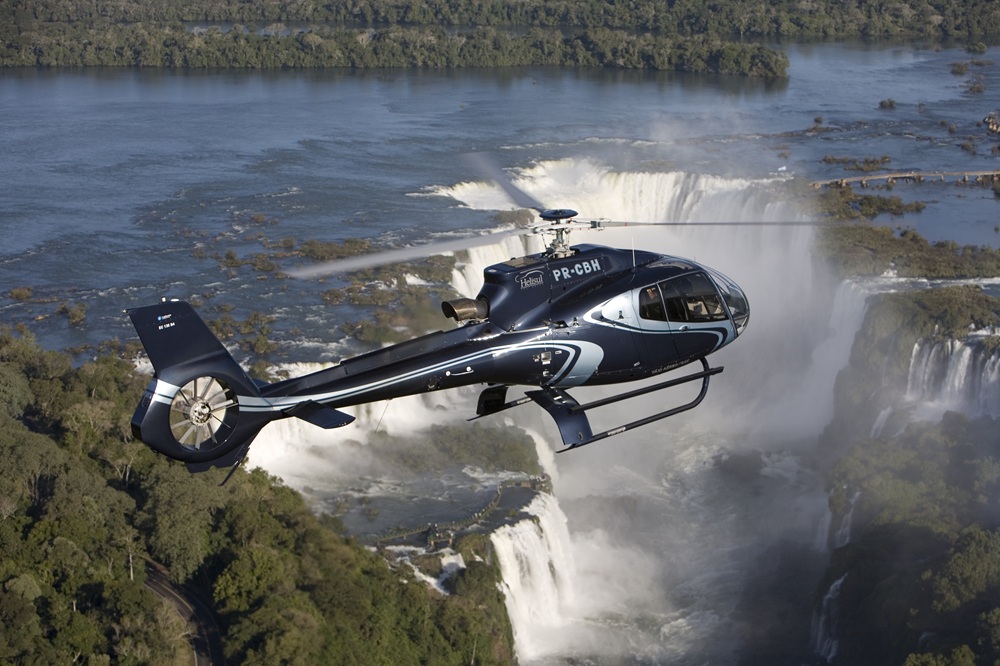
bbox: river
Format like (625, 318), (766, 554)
(2, 42), (999, 664)
(2, 43), (998, 356)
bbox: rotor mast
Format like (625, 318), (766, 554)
(537, 208), (580, 258)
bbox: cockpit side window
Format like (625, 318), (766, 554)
(660, 273), (728, 323)
(658, 282), (687, 321)
(638, 286), (667, 321)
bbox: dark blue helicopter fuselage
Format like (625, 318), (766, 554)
(259, 243), (748, 409)
(127, 242), (749, 470)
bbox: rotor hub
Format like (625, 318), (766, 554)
(539, 208), (578, 222)
(189, 399), (214, 427)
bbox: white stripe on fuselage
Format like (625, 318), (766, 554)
(152, 339), (605, 416)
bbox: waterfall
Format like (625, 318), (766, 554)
(491, 491), (666, 663)
(871, 407), (893, 438)
(906, 338), (1000, 419)
(250, 159), (854, 664)
(833, 490), (860, 548)
(491, 494), (577, 662)
(812, 573), (848, 663)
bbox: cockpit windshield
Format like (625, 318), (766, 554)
(637, 269), (750, 337)
(638, 272), (729, 324)
(666, 273), (728, 322)
(706, 268), (750, 335)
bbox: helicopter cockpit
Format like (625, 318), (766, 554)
(637, 268), (749, 336)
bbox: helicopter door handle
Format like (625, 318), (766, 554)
(679, 325), (690, 332)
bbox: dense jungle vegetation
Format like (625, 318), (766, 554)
(825, 413), (1000, 666)
(819, 224), (1000, 279)
(0, 327), (517, 664)
(815, 285), (1000, 665)
(3, 0), (999, 73)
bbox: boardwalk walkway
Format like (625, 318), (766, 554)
(811, 169), (1000, 189)
(369, 474), (551, 550)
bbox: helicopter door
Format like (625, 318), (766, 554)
(597, 292), (644, 377)
(634, 284), (681, 372)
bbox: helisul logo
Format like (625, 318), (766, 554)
(517, 269), (545, 289)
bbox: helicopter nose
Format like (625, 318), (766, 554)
(730, 283), (749, 335)
(707, 270), (749, 336)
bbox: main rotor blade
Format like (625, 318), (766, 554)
(589, 219), (828, 228)
(286, 227), (534, 278)
(461, 152), (548, 212)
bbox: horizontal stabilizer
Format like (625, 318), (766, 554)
(284, 401), (355, 430)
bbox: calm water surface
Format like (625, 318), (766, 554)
(1, 43), (998, 354)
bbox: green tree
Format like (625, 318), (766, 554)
(932, 527), (1000, 614)
(0, 588), (46, 661)
(0, 363), (32, 419)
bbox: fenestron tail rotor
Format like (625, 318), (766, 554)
(168, 376), (239, 450)
(128, 300), (277, 472)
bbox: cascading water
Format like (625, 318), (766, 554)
(833, 491), (860, 548)
(812, 573), (848, 663)
(444, 160), (868, 664)
(490, 494), (578, 662)
(251, 159), (868, 664)
(905, 337), (1000, 419)
(491, 489), (670, 664)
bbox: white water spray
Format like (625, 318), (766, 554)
(491, 493), (666, 663)
(252, 158), (866, 664)
(444, 159), (861, 664)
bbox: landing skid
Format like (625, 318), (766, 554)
(472, 358), (723, 450)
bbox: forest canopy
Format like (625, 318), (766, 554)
(0, 326), (517, 664)
(814, 281), (1000, 665)
(3, 0), (999, 74)
(8, 0), (1000, 38)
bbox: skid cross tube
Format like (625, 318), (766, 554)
(471, 359), (722, 449)
(571, 358), (722, 414)
(541, 357), (723, 451)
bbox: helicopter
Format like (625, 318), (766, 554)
(126, 162), (760, 477)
